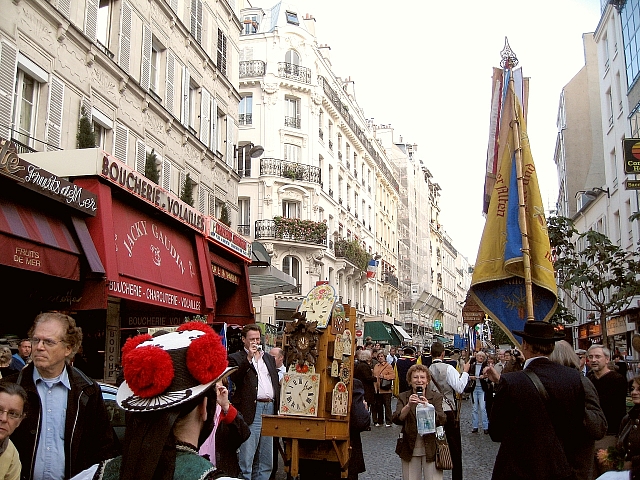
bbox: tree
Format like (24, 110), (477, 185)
(180, 173), (194, 206)
(145, 149), (160, 184)
(76, 108), (95, 148)
(219, 204), (230, 226)
(547, 215), (640, 350)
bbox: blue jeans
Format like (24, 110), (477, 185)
(472, 388), (488, 430)
(238, 401), (274, 480)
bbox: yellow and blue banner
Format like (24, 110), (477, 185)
(471, 74), (557, 347)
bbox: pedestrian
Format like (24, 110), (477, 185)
(70, 322), (237, 480)
(428, 341), (470, 480)
(8, 341), (30, 373)
(548, 340), (607, 480)
(575, 349), (590, 376)
(594, 375), (640, 480)
(469, 350), (489, 434)
(485, 321), (607, 480)
(10, 311), (118, 480)
(354, 350), (375, 425)
(0, 348), (13, 378)
(268, 346), (285, 480)
(227, 324), (280, 480)
(387, 346), (398, 367)
(394, 346), (418, 397)
(347, 378), (370, 480)
(587, 344), (628, 475)
(0, 382), (28, 480)
(372, 351), (394, 427)
(392, 364), (445, 480)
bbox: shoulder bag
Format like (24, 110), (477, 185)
(435, 430), (453, 470)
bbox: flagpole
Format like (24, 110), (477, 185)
(501, 39), (535, 322)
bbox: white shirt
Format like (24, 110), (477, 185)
(247, 349), (274, 400)
(431, 359), (469, 394)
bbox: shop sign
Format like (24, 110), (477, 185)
(121, 313), (190, 328)
(607, 316), (628, 336)
(623, 138), (640, 174)
(101, 153), (205, 232)
(1, 137), (97, 215)
(104, 326), (119, 384)
(588, 322), (602, 337)
(208, 218), (252, 260)
(108, 279), (202, 313)
(578, 324), (588, 339)
(211, 263), (240, 284)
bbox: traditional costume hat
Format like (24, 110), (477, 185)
(513, 321), (565, 344)
(117, 322), (235, 412)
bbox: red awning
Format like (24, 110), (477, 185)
(0, 200), (82, 280)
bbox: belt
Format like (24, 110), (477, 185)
(257, 398), (273, 402)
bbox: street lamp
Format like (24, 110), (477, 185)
(235, 143), (264, 159)
(235, 143), (264, 177)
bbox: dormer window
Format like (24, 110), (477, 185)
(286, 11), (299, 25)
(243, 15), (259, 35)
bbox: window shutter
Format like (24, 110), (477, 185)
(196, 0), (202, 44)
(46, 76), (65, 151)
(181, 66), (190, 126)
(140, 24), (152, 91)
(162, 158), (171, 191)
(58, 0), (71, 19)
(119, 1), (132, 74)
(226, 116), (235, 167)
(168, 0), (178, 14)
(199, 186), (205, 213)
(114, 123), (129, 161)
(208, 193), (215, 216)
(81, 96), (92, 122)
(200, 88), (210, 147)
(0, 41), (17, 139)
(217, 29), (227, 76)
(210, 97), (217, 152)
(85, 0), (98, 40)
(165, 49), (175, 114)
(178, 170), (186, 197)
(135, 140), (146, 174)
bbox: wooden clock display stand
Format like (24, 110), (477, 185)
(261, 305), (356, 479)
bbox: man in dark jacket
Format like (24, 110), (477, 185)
(486, 321), (606, 480)
(10, 312), (117, 480)
(228, 324), (280, 480)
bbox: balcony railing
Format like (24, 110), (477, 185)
(11, 139), (36, 154)
(95, 40), (115, 59)
(255, 219), (327, 246)
(328, 140), (333, 150)
(277, 62), (311, 84)
(319, 128), (324, 140)
(338, 151), (342, 160)
(328, 188), (333, 197)
(284, 116), (301, 128)
(382, 272), (399, 289)
(260, 158), (322, 185)
(236, 168), (251, 177)
(239, 60), (266, 77)
(237, 225), (251, 236)
(239, 113), (252, 125)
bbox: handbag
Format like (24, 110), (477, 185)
(380, 378), (392, 390)
(435, 434), (453, 470)
(463, 378), (476, 394)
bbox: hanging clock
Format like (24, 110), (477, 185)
(331, 360), (339, 377)
(339, 363), (350, 385)
(341, 329), (353, 356)
(331, 381), (349, 416)
(330, 303), (346, 335)
(285, 312), (320, 367)
(299, 284), (337, 329)
(280, 372), (320, 417)
(333, 333), (344, 360)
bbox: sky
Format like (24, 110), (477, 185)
(293, 0), (604, 263)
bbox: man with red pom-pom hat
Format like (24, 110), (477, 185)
(70, 322), (240, 480)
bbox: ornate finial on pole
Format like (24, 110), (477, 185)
(500, 37), (519, 69)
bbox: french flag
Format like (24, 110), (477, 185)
(366, 259), (378, 279)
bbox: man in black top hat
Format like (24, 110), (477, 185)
(485, 321), (606, 480)
(394, 346), (417, 395)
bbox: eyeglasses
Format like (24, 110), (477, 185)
(0, 409), (23, 420)
(29, 337), (65, 348)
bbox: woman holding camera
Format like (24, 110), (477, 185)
(393, 364), (446, 480)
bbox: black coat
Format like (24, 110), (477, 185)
(617, 404), (640, 480)
(227, 350), (280, 424)
(353, 361), (375, 405)
(489, 358), (605, 480)
(10, 363), (118, 480)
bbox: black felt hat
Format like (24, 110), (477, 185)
(513, 321), (565, 343)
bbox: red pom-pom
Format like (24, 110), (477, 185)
(177, 322), (214, 335)
(121, 334), (153, 369)
(124, 345), (174, 398)
(186, 331), (227, 384)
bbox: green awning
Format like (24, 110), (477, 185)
(434, 334), (452, 345)
(364, 321), (403, 345)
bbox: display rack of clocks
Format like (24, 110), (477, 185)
(280, 370), (320, 417)
(330, 303), (346, 335)
(299, 284), (337, 329)
(331, 381), (349, 416)
(285, 312), (319, 368)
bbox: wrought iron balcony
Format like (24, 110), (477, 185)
(328, 140), (333, 150)
(338, 151), (342, 160)
(260, 158), (321, 185)
(319, 128), (324, 140)
(382, 272), (399, 289)
(346, 161), (350, 169)
(239, 60), (266, 77)
(11, 139), (36, 154)
(238, 225), (250, 236)
(255, 219), (327, 246)
(95, 40), (115, 59)
(284, 116), (301, 128)
(239, 113), (252, 125)
(277, 62), (311, 84)
(328, 188), (333, 197)
(236, 168), (251, 177)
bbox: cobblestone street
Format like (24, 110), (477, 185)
(274, 396), (498, 479)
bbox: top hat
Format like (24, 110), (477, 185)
(513, 321), (565, 343)
(117, 322), (236, 412)
(402, 346), (416, 355)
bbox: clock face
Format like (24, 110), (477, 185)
(340, 364), (350, 385)
(299, 285), (337, 329)
(280, 373), (320, 417)
(331, 381), (349, 416)
(330, 303), (346, 335)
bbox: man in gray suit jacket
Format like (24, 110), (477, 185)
(485, 321), (606, 480)
(228, 324), (280, 480)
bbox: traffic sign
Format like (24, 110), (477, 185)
(355, 329), (363, 338)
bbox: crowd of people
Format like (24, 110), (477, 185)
(0, 312), (638, 480)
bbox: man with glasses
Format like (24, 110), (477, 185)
(10, 312), (117, 480)
(0, 382), (28, 480)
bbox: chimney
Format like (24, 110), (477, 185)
(303, 14), (316, 37)
(318, 44), (331, 65)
